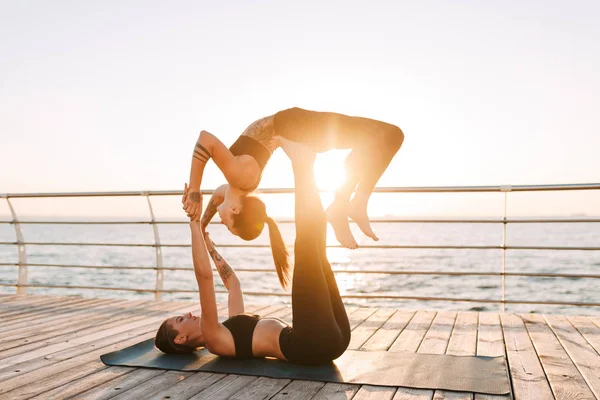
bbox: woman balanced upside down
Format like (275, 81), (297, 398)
(182, 107), (405, 283)
(156, 139), (350, 364)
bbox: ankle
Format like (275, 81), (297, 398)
(350, 191), (370, 206)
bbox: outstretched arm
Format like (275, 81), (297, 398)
(184, 131), (238, 221)
(204, 232), (245, 317)
(190, 221), (232, 353)
(200, 184), (227, 232)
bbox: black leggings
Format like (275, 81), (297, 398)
(278, 157), (351, 364)
(274, 107), (405, 196)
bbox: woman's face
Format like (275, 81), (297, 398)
(169, 312), (203, 345)
(217, 201), (240, 235)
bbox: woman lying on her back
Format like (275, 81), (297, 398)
(155, 138), (350, 364)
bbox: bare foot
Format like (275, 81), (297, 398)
(326, 203), (358, 249)
(348, 200), (379, 241)
(274, 136), (316, 164)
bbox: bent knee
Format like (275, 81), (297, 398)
(384, 125), (404, 150)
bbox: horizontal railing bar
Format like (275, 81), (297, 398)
(2, 242), (600, 251)
(2, 262), (599, 279)
(2, 183), (599, 199)
(1, 283), (598, 306)
(2, 218), (599, 225)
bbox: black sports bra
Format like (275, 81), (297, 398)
(222, 313), (261, 359)
(229, 136), (271, 191)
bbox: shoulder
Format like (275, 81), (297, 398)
(212, 184), (228, 200)
(242, 115), (275, 134)
(204, 323), (236, 356)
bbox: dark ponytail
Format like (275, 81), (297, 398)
(265, 216), (291, 290)
(233, 196), (291, 290)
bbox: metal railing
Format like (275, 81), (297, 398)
(1, 183), (599, 310)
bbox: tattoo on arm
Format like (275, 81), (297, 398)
(242, 116), (274, 144)
(193, 142), (212, 163)
(201, 198), (219, 228)
(189, 192), (201, 203)
(209, 248), (233, 281)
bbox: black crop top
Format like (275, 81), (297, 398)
(222, 313), (261, 359)
(229, 136), (271, 171)
(228, 136), (271, 191)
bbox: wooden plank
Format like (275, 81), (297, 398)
(348, 308), (396, 350)
(362, 310), (415, 351)
(0, 294), (65, 307)
(228, 376), (291, 400)
(0, 299), (153, 354)
(145, 373), (226, 400)
(393, 388), (434, 400)
(70, 368), (165, 400)
(0, 301), (200, 365)
(0, 359), (112, 400)
(446, 312), (478, 356)
(110, 370), (194, 400)
(474, 313), (510, 400)
(500, 314), (552, 400)
(349, 307), (378, 330)
(0, 295), (58, 313)
(404, 311), (459, 400)
(267, 305), (360, 326)
(389, 310), (436, 353)
(312, 383), (359, 400)
(545, 314), (600, 398)
(0, 303), (200, 387)
(68, 303), (255, 400)
(267, 304), (292, 320)
(3, 305), (246, 400)
(0, 296), (106, 321)
(254, 304), (288, 318)
(0, 299), (150, 347)
(270, 380), (325, 400)
(0, 297), (106, 327)
(523, 313), (595, 399)
(353, 385), (397, 400)
(356, 308), (426, 400)
(387, 310), (443, 400)
(0, 330), (159, 396)
(0, 294), (20, 302)
(187, 374), (258, 400)
(432, 312), (478, 400)
(0, 298), (130, 335)
(0, 298), (132, 336)
(568, 315), (600, 354)
(28, 366), (136, 400)
(418, 311), (457, 354)
(432, 390), (472, 400)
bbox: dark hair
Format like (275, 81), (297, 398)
(233, 196), (291, 289)
(154, 318), (196, 354)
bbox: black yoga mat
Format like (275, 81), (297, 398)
(101, 338), (510, 395)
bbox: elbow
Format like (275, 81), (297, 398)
(226, 276), (241, 292)
(199, 130), (214, 142)
(194, 268), (214, 282)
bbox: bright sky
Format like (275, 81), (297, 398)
(1, 1), (599, 218)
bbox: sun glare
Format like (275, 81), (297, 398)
(314, 151), (350, 191)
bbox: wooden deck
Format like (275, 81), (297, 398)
(0, 295), (599, 400)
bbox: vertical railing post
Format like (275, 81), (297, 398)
(6, 198), (28, 295)
(145, 193), (164, 301)
(500, 185), (511, 312)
